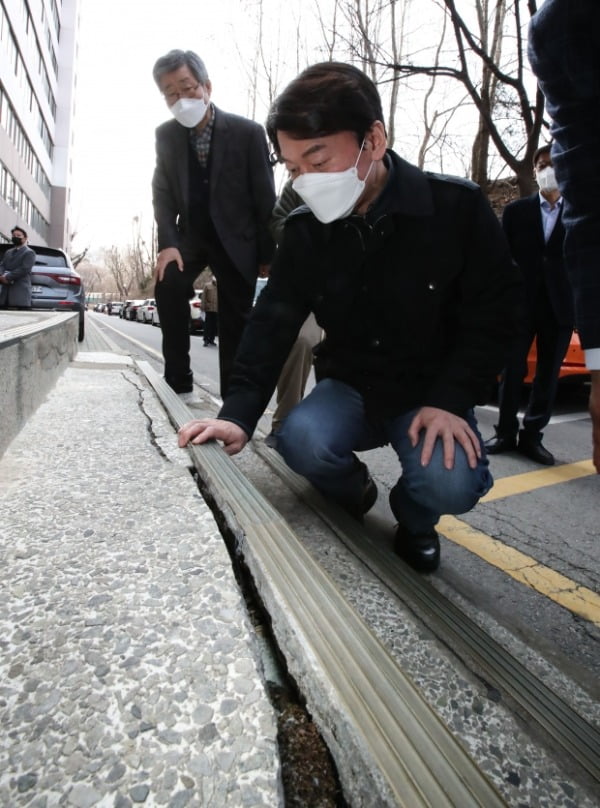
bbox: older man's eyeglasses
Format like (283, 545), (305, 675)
(162, 83), (201, 105)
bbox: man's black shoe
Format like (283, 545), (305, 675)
(343, 471), (378, 521)
(484, 434), (517, 454)
(394, 524), (440, 572)
(517, 432), (555, 465)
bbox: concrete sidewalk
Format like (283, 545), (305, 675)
(0, 343), (281, 805)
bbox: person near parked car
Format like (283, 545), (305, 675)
(528, 0), (600, 473)
(151, 49), (276, 404)
(0, 227), (35, 310)
(264, 178), (323, 448)
(178, 62), (521, 573)
(485, 144), (574, 466)
(201, 272), (218, 346)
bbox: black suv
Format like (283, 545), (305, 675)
(0, 243), (85, 341)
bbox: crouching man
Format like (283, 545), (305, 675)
(178, 62), (520, 573)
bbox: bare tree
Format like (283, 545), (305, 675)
(103, 246), (134, 300)
(471, 0), (507, 187)
(77, 260), (105, 298)
(313, 0), (410, 149)
(379, 0), (544, 196)
(127, 216), (155, 295)
(70, 247), (88, 268)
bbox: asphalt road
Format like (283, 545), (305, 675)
(90, 311), (600, 698)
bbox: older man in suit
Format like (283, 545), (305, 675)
(485, 144), (574, 465)
(152, 49), (276, 402)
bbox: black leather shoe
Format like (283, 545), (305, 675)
(343, 470), (378, 521)
(394, 524), (440, 572)
(484, 434), (517, 454)
(517, 432), (555, 465)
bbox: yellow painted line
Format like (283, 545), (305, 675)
(481, 460), (596, 502)
(439, 515), (600, 626)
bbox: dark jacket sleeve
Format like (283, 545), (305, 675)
(217, 225), (312, 435)
(152, 124), (182, 252)
(423, 185), (521, 414)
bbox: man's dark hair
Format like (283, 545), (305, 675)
(533, 143), (552, 166)
(152, 49), (209, 86)
(266, 62), (385, 156)
(11, 226), (27, 239)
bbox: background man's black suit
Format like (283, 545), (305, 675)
(495, 192), (574, 444)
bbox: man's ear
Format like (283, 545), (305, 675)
(365, 121), (387, 160)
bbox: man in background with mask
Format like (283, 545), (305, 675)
(152, 49), (275, 402)
(0, 227), (35, 310)
(178, 62), (520, 574)
(485, 144), (574, 466)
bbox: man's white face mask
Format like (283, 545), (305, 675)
(170, 96), (208, 128)
(292, 142), (374, 223)
(537, 165), (559, 193)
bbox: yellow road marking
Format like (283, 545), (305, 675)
(439, 515), (600, 626)
(481, 460), (596, 502)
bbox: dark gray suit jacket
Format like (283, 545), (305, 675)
(152, 106), (275, 283)
(0, 245), (35, 307)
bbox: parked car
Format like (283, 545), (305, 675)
(189, 289), (205, 333)
(525, 330), (589, 384)
(120, 300), (133, 318)
(0, 243), (85, 341)
(108, 301), (123, 316)
(151, 306), (160, 327)
(124, 299), (145, 320)
(137, 298), (156, 323)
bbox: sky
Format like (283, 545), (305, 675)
(70, 0), (276, 256)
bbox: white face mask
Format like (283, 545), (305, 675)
(292, 143), (374, 223)
(170, 96), (208, 128)
(537, 166), (559, 193)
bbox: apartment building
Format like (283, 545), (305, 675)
(0, 0), (78, 249)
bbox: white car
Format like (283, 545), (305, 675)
(151, 306), (160, 327)
(137, 298), (157, 323)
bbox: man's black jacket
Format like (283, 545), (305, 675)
(220, 150), (521, 437)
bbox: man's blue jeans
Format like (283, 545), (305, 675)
(277, 379), (493, 533)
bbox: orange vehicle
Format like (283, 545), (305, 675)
(525, 330), (589, 384)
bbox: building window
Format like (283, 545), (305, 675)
(0, 85), (52, 200)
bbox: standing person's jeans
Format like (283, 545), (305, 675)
(277, 379), (493, 533)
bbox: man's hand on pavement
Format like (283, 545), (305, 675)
(155, 247), (184, 283)
(178, 418), (249, 456)
(409, 406), (482, 470)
